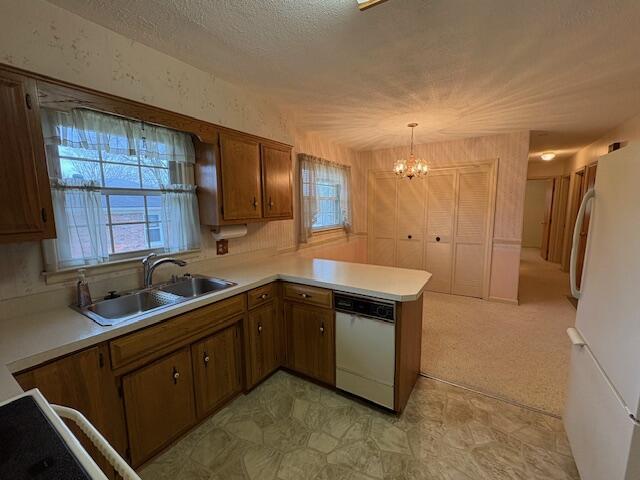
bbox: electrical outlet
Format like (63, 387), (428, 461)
(216, 239), (228, 255)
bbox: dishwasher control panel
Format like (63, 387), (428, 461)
(334, 292), (395, 322)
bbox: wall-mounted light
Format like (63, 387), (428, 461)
(540, 152), (556, 161)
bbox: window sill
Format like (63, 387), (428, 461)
(42, 249), (202, 285)
(311, 226), (344, 235)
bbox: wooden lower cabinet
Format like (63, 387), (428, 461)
(191, 323), (243, 418)
(246, 301), (281, 388)
(14, 344), (126, 480)
(122, 347), (196, 467)
(284, 301), (335, 385)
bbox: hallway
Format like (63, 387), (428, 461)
(420, 248), (577, 416)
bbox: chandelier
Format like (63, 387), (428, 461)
(393, 123), (428, 179)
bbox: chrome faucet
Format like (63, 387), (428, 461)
(142, 253), (187, 288)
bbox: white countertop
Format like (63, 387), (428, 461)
(0, 257), (430, 401)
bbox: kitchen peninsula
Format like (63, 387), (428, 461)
(0, 257), (430, 468)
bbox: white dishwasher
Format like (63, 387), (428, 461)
(334, 292), (396, 409)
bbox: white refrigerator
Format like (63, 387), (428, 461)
(564, 142), (640, 480)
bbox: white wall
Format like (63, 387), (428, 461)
(0, 0), (364, 316)
(522, 179), (550, 248)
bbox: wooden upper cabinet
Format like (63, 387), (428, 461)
(219, 133), (262, 220)
(0, 69), (55, 243)
(261, 143), (293, 219)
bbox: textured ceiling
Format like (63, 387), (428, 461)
(46, 0), (640, 157)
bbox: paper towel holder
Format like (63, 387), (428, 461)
(211, 224), (248, 241)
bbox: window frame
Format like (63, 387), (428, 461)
(55, 143), (173, 261)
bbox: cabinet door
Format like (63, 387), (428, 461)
(219, 133), (262, 220)
(284, 302), (335, 385)
(191, 323), (242, 418)
(261, 144), (293, 219)
(14, 345), (126, 480)
(122, 347), (196, 467)
(0, 70), (55, 242)
(247, 302), (280, 387)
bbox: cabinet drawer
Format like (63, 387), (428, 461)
(110, 294), (246, 370)
(247, 282), (277, 309)
(283, 282), (333, 308)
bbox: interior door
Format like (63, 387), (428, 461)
(219, 133), (262, 220)
(452, 167), (491, 298)
(576, 162), (597, 289)
(369, 173), (397, 266)
(549, 175), (570, 263)
(424, 171), (456, 293)
(396, 177), (426, 269)
(261, 144), (293, 219)
(540, 178), (555, 260)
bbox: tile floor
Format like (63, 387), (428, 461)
(139, 371), (579, 480)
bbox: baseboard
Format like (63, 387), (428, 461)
(487, 295), (519, 305)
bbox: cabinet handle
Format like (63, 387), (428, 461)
(260, 293), (268, 300)
(25, 93), (33, 110)
(172, 367), (180, 384)
(251, 197), (258, 209)
(300, 293), (312, 299)
(41, 208), (47, 223)
(203, 352), (210, 367)
(257, 323), (263, 335)
(407, 234), (412, 239)
(268, 197), (274, 209)
(435, 236), (441, 242)
(320, 323), (325, 335)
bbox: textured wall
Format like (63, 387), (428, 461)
(358, 131), (531, 302)
(0, 0), (361, 311)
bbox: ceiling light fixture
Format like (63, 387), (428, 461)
(393, 123), (428, 180)
(540, 152), (556, 161)
(356, 0), (389, 11)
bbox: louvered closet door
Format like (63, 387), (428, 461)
(396, 178), (426, 269)
(425, 172), (456, 293)
(370, 174), (397, 267)
(452, 167), (491, 298)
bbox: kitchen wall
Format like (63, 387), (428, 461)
(358, 131), (531, 303)
(0, 0), (364, 317)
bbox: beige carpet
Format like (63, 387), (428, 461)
(421, 248), (576, 416)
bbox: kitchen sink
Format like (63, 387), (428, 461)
(158, 276), (236, 298)
(75, 275), (237, 326)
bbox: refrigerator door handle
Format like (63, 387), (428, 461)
(570, 188), (595, 299)
(566, 327), (586, 347)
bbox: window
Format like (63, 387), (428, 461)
(41, 108), (200, 271)
(299, 154), (353, 242)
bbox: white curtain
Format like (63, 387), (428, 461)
(298, 153), (353, 243)
(41, 108), (200, 271)
(161, 185), (201, 253)
(43, 179), (110, 271)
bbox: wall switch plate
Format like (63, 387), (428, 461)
(216, 239), (228, 255)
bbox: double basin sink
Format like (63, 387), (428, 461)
(76, 275), (237, 326)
